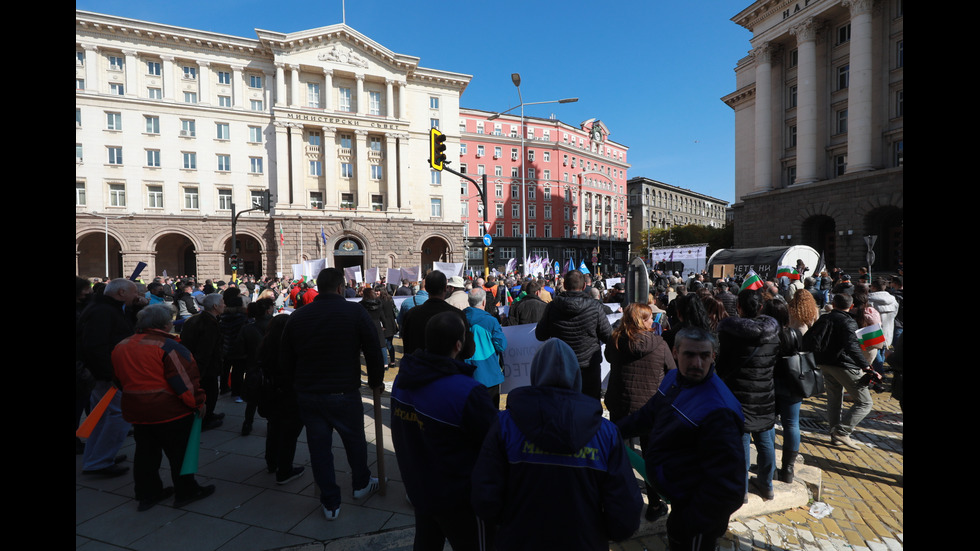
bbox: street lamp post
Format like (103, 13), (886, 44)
(488, 73), (577, 276)
(90, 212), (129, 279)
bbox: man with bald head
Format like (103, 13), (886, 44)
(77, 278), (147, 477)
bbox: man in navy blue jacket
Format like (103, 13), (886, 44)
(617, 327), (745, 551)
(471, 338), (642, 550)
(391, 311), (497, 551)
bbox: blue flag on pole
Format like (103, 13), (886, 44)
(567, 257), (575, 274)
(579, 260), (590, 274)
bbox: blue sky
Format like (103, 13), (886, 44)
(77, 1), (752, 204)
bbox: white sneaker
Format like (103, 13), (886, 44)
(353, 477), (380, 499)
(323, 505), (341, 521)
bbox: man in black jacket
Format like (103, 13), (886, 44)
(535, 270), (612, 400)
(280, 267), (384, 520)
(180, 294), (226, 430)
(804, 293), (874, 450)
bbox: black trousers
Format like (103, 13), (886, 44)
(413, 507), (494, 551)
(132, 415), (203, 501)
(265, 405), (303, 477)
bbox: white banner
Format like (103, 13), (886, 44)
(434, 262), (464, 277)
(365, 267), (379, 284)
(387, 268), (402, 285)
(401, 266), (420, 282)
(499, 313), (622, 394)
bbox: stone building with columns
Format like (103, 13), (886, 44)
(722, 0), (903, 273)
(76, 10), (470, 281)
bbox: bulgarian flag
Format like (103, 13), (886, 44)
(740, 270), (763, 292)
(777, 266), (801, 280)
(279, 224), (285, 246)
(856, 324), (885, 350)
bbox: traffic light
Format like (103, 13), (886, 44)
(261, 189), (273, 213)
(429, 128), (447, 171)
(230, 253), (239, 271)
(486, 246), (494, 266)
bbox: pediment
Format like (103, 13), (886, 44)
(256, 24), (418, 76)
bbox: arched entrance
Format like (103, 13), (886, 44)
(864, 207), (903, 273)
(333, 237), (365, 271)
(223, 234), (263, 278)
(420, 236), (450, 273)
(156, 233), (197, 278)
(77, 232), (122, 279)
(801, 215), (836, 270)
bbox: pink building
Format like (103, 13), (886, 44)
(457, 108), (630, 274)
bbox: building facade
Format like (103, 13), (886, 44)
(722, 0), (903, 272)
(626, 176), (728, 250)
(76, 10), (470, 280)
(458, 110), (631, 275)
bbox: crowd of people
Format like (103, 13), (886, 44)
(75, 262), (902, 550)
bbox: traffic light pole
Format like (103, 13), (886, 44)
(230, 190), (273, 281)
(439, 165), (489, 277)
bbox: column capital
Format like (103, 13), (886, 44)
(385, 78), (395, 86)
(355, 74), (365, 82)
(122, 49), (138, 57)
(160, 55), (174, 62)
(82, 43), (99, 52)
(231, 64), (245, 72)
(354, 129), (369, 137)
(790, 17), (821, 43)
(751, 42), (778, 64)
(198, 60), (211, 68)
(287, 63), (300, 71)
(843, 0), (875, 16)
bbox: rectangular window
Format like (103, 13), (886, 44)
(543, 151), (550, 162)
(495, 184), (502, 198)
(77, 78), (85, 90)
(528, 150), (535, 161)
(430, 198), (442, 217)
(544, 186), (551, 200)
(459, 163), (467, 174)
(527, 168), (536, 179)
(109, 183), (126, 206)
(184, 92), (198, 103)
(106, 112), (122, 130)
(369, 91), (382, 115)
(251, 191), (264, 208)
(789, 85), (797, 108)
(495, 223), (503, 237)
(528, 186), (536, 199)
(250, 157), (263, 174)
(76, 143), (83, 162)
(107, 147), (123, 165)
(309, 131), (322, 147)
(145, 116), (160, 134)
(108, 55), (124, 71)
(494, 146), (502, 159)
(76, 181), (86, 206)
(430, 170), (441, 185)
(184, 187), (199, 209)
(431, 118), (440, 129)
(249, 126), (263, 143)
(148, 87), (162, 100)
(512, 204), (520, 218)
(308, 83), (321, 107)
(493, 123), (502, 136)
(218, 189), (233, 210)
(218, 71), (231, 85)
(216, 123), (230, 140)
(340, 134), (352, 149)
(896, 40), (903, 68)
(834, 154), (847, 177)
(836, 108), (848, 134)
(182, 152), (197, 169)
(528, 225), (536, 238)
(341, 193), (355, 209)
(789, 125), (797, 147)
(837, 23), (851, 44)
(147, 185), (163, 208)
(370, 136), (382, 151)
(511, 148), (519, 161)
(511, 167), (519, 178)
(528, 204), (536, 219)
(217, 155), (231, 171)
(477, 145), (485, 157)
(495, 165), (503, 177)
(544, 205), (552, 219)
(476, 124), (484, 135)
(310, 192), (324, 209)
(146, 61), (161, 76)
(543, 170), (551, 180)
(477, 165), (485, 176)
(371, 165), (383, 179)
(543, 130), (551, 141)
(372, 194), (384, 211)
(511, 184), (519, 198)
(341, 163), (353, 178)
(250, 100), (263, 111)
(837, 65), (849, 90)
(496, 203), (504, 217)
(219, 95), (231, 107)
(182, 66), (197, 80)
(76, 51), (85, 66)
(181, 119), (196, 137)
(460, 143), (467, 155)
(894, 140), (903, 166)
(895, 90), (903, 118)
(339, 87), (352, 111)
(146, 149), (161, 167)
(310, 160), (322, 176)
(512, 224), (520, 237)
(249, 75), (263, 88)
(429, 96), (439, 109)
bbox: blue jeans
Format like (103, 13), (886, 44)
(743, 427), (775, 492)
(83, 381), (132, 470)
(776, 397), (801, 455)
(297, 390), (371, 509)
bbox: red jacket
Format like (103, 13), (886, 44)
(112, 329), (205, 424)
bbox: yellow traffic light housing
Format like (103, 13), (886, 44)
(429, 128), (447, 171)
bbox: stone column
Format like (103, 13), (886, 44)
(264, 70), (274, 111)
(397, 134), (409, 210)
(397, 81), (406, 120)
(83, 45), (99, 94)
(323, 126), (337, 208)
(324, 70), (333, 112)
(198, 61), (211, 105)
(161, 55), (175, 101)
(385, 133), (398, 210)
(844, 0), (875, 172)
(289, 124), (305, 206)
(355, 75), (365, 115)
(385, 79), (394, 119)
(274, 122), (293, 207)
(791, 18), (820, 184)
(354, 129), (370, 211)
(275, 63), (286, 107)
(753, 42), (775, 193)
(289, 64), (301, 107)
(122, 49), (138, 97)
(232, 64), (245, 109)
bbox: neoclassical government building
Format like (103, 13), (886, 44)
(722, 0), (903, 272)
(76, 10), (472, 279)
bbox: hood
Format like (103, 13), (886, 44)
(361, 298), (382, 311)
(507, 386), (602, 454)
(717, 314), (779, 343)
(394, 350), (476, 391)
(530, 338), (582, 392)
(868, 291), (898, 313)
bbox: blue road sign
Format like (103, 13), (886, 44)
(483, 234), (492, 246)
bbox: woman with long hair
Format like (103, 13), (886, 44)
(763, 298), (805, 484)
(786, 290), (819, 335)
(701, 295), (729, 332)
(603, 302), (675, 521)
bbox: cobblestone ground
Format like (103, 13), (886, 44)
(610, 376), (904, 551)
